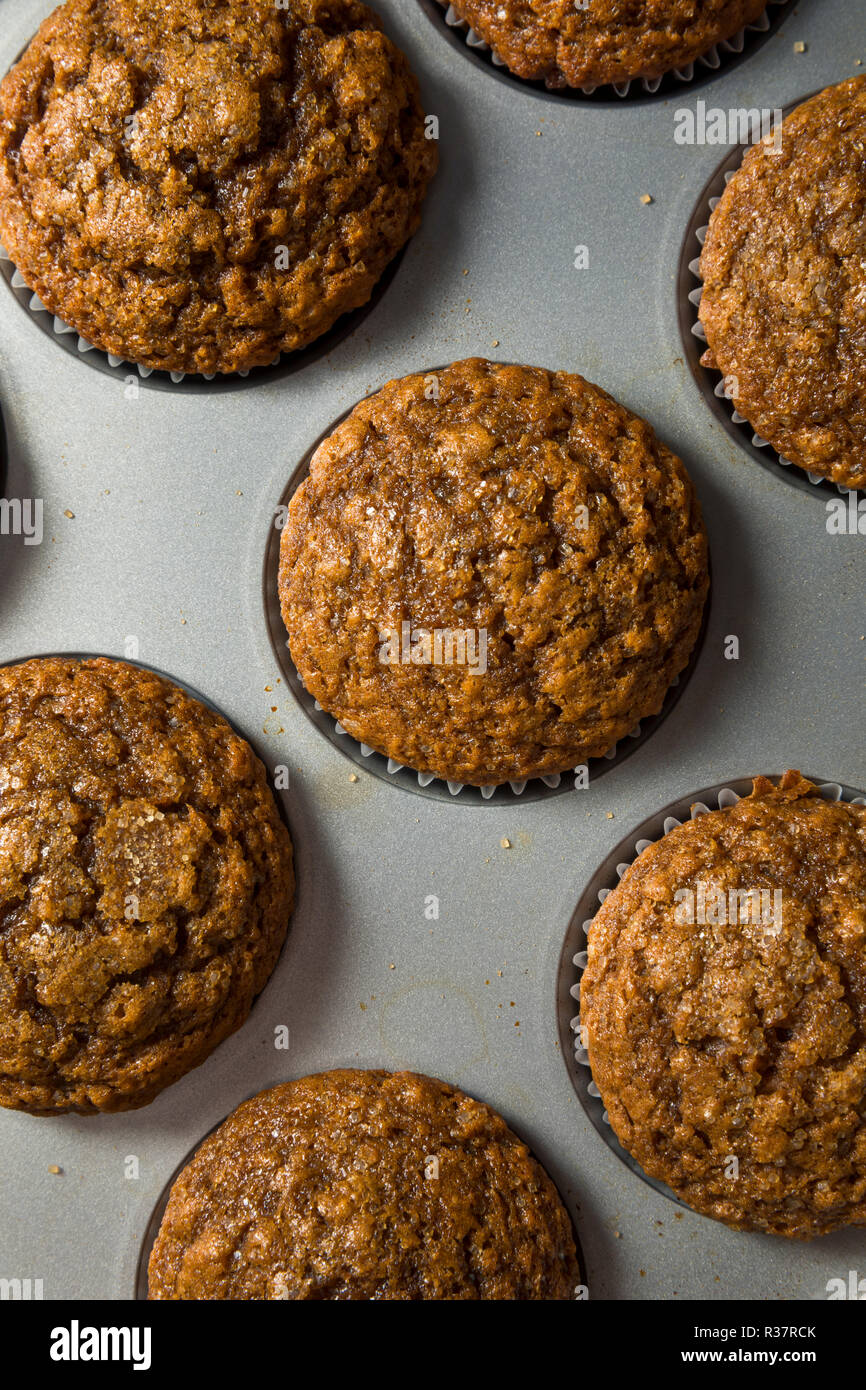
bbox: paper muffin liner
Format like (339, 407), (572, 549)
(0, 238), (405, 394)
(421, 0), (792, 101)
(556, 774), (866, 1209)
(262, 387), (710, 805)
(680, 117), (864, 500)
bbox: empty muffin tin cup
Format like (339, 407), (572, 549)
(679, 104), (863, 500)
(556, 774), (866, 1209)
(263, 386), (710, 805)
(420, 0), (793, 103)
(0, 239), (405, 394)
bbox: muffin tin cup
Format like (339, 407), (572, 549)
(262, 376), (711, 805)
(556, 773), (866, 1213)
(0, 240), (406, 393)
(135, 1114), (223, 1300)
(420, 0), (793, 104)
(134, 1094), (588, 1299)
(679, 103), (864, 500)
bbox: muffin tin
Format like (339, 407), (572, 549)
(1, 0), (863, 1302)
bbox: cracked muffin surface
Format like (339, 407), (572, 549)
(0, 656), (294, 1115)
(0, 0), (437, 374)
(699, 77), (866, 491)
(148, 1068), (581, 1299)
(278, 358), (708, 786)
(446, 1), (768, 88)
(581, 772), (866, 1238)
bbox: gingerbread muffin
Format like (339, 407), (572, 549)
(581, 772), (866, 1238)
(0, 0), (437, 375)
(445, 1), (768, 89)
(0, 657), (294, 1115)
(699, 77), (866, 491)
(148, 1069), (581, 1299)
(278, 358), (709, 786)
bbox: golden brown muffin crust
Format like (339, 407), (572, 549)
(278, 358), (708, 786)
(699, 77), (866, 491)
(582, 772), (866, 1237)
(148, 1069), (581, 1299)
(0, 0), (437, 374)
(0, 657), (294, 1115)
(447, 1), (768, 88)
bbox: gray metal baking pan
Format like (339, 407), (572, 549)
(0, 0), (863, 1302)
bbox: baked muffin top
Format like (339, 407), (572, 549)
(278, 358), (708, 786)
(699, 77), (866, 491)
(581, 772), (866, 1238)
(148, 1068), (581, 1299)
(0, 0), (437, 374)
(446, 1), (768, 88)
(0, 657), (294, 1115)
